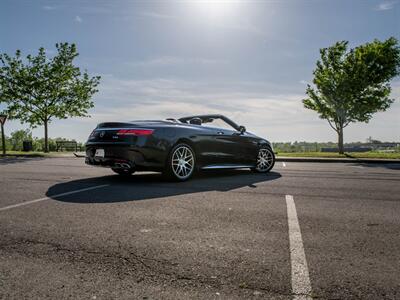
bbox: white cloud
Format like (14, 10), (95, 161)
(84, 76), (325, 141)
(42, 5), (56, 11)
(4, 76), (399, 143)
(299, 80), (309, 85)
(375, 1), (398, 10)
(138, 11), (175, 19)
(216, 20), (265, 37)
(129, 56), (228, 67)
(137, 9), (267, 37)
(75, 15), (83, 23)
(83, 76), (400, 143)
(44, 48), (56, 55)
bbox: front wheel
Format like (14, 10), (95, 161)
(252, 147), (275, 173)
(164, 143), (196, 181)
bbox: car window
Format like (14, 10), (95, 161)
(202, 118), (235, 131)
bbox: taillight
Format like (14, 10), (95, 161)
(116, 129), (154, 136)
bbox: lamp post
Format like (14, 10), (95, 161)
(0, 114), (7, 156)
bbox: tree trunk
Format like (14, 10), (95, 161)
(44, 120), (49, 153)
(338, 126), (344, 154)
(1, 123), (5, 156)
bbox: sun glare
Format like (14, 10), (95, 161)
(191, 0), (241, 19)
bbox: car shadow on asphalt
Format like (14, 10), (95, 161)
(46, 170), (282, 203)
(351, 162), (400, 170)
(0, 156), (46, 165)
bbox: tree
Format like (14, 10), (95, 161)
(303, 38), (400, 154)
(0, 43), (100, 152)
(9, 129), (32, 151)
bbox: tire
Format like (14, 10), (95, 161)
(252, 147), (275, 173)
(164, 143), (196, 181)
(111, 168), (135, 176)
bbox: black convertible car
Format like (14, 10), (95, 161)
(85, 114), (275, 181)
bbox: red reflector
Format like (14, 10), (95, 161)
(116, 129), (154, 136)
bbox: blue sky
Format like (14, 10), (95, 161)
(1, 0), (399, 142)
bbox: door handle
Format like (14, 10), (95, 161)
(217, 131), (224, 135)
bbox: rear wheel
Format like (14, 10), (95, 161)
(252, 147), (275, 173)
(164, 143), (196, 181)
(111, 168), (135, 176)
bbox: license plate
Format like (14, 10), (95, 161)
(95, 149), (105, 157)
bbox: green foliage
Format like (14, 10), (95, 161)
(273, 141), (400, 153)
(303, 37), (400, 152)
(0, 134), (12, 151)
(277, 152), (400, 159)
(0, 129), (85, 152)
(32, 137), (58, 152)
(9, 129), (32, 151)
(273, 141), (336, 153)
(0, 43), (100, 151)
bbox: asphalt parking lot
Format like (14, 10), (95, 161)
(1, 157), (399, 299)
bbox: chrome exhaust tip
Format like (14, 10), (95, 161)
(114, 162), (133, 170)
(121, 163), (132, 169)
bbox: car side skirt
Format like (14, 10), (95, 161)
(201, 164), (255, 170)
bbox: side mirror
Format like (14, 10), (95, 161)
(238, 125), (246, 134)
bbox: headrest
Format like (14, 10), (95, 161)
(189, 117), (202, 125)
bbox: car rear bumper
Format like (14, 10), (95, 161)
(85, 143), (165, 171)
(85, 156), (134, 168)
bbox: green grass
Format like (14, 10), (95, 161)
(277, 151), (400, 159)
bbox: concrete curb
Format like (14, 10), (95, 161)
(276, 156), (400, 164)
(73, 152), (85, 158)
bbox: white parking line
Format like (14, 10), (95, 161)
(286, 195), (312, 300)
(0, 184), (110, 212)
(282, 162), (287, 167)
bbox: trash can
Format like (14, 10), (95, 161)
(23, 141), (33, 152)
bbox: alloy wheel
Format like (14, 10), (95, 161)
(256, 148), (274, 172)
(171, 145), (195, 180)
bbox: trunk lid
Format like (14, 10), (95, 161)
(87, 122), (154, 143)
